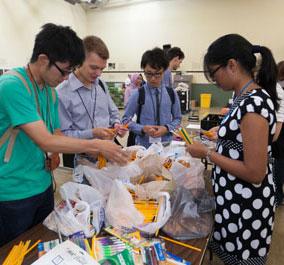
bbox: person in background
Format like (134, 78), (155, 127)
(187, 34), (278, 265)
(122, 47), (182, 148)
(0, 24), (128, 247)
(124, 73), (143, 106)
(272, 61), (284, 206)
(163, 47), (185, 87)
(57, 35), (128, 167)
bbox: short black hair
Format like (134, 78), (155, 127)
(166, 47), (185, 61)
(141, 47), (169, 70)
(30, 23), (85, 68)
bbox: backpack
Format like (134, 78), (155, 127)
(136, 86), (175, 123)
(98, 79), (106, 93)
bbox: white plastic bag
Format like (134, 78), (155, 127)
(44, 182), (105, 237)
(44, 200), (94, 237)
(137, 192), (171, 235)
(105, 180), (144, 229)
(82, 163), (143, 199)
(106, 180), (171, 235)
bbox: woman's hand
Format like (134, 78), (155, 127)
(186, 141), (208, 159)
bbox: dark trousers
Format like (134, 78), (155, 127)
(274, 158), (284, 206)
(0, 185), (54, 247)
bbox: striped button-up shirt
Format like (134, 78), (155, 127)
(56, 73), (120, 139)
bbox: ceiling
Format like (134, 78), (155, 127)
(64, 0), (157, 10)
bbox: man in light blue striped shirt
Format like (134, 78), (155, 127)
(57, 36), (128, 166)
(123, 48), (182, 148)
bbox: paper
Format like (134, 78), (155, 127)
(186, 123), (200, 130)
(32, 240), (99, 265)
(149, 136), (162, 143)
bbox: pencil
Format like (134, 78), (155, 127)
(84, 239), (92, 256)
(24, 239), (41, 255)
(92, 235), (97, 260)
(159, 235), (202, 252)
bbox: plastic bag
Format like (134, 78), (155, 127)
(44, 182), (105, 237)
(137, 191), (171, 235)
(169, 155), (205, 190)
(127, 180), (174, 200)
(105, 180), (145, 229)
(137, 154), (165, 182)
(60, 182), (105, 235)
(162, 187), (215, 240)
(106, 180), (171, 235)
(82, 163), (143, 199)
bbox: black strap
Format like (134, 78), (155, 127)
(155, 90), (160, 125)
(137, 86), (175, 123)
(98, 79), (106, 94)
(166, 86), (175, 104)
(137, 86), (145, 123)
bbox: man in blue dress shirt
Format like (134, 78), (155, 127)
(122, 48), (182, 148)
(163, 47), (185, 87)
(57, 36), (128, 166)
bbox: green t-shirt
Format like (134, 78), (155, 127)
(0, 67), (60, 201)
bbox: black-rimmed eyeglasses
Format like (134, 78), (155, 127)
(52, 62), (73, 76)
(144, 71), (163, 79)
(208, 65), (224, 79)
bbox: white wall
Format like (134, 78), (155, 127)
(0, 0), (86, 67)
(86, 0), (284, 82)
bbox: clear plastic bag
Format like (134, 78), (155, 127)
(162, 187), (215, 240)
(105, 180), (172, 235)
(43, 182), (105, 237)
(169, 155), (205, 190)
(82, 163), (143, 199)
(105, 180), (145, 229)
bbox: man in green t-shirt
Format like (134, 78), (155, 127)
(0, 23), (128, 247)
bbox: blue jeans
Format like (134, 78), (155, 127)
(0, 185), (54, 247)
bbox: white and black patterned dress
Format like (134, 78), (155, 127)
(210, 89), (276, 265)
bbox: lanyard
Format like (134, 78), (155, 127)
(26, 65), (54, 133)
(222, 79), (254, 123)
(149, 87), (162, 125)
(77, 87), (97, 128)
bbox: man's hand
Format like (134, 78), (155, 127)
(113, 123), (128, 137)
(142, 125), (157, 137)
(93, 128), (115, 140)
(89, 139), (129, 165)
(151, 126), (168, 137)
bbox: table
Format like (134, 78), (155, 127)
(0, 223), (210, 265)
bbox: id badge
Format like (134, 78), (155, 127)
(149, 136), (162, 143)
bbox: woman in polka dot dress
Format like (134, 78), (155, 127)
(187, 34), (279, 265)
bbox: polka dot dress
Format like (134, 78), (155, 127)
(209, 89), (276, 265)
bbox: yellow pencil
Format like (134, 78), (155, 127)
(159, 235), (202, 252)
(84, 239), (92, 256)
(91, 235), (97, 260)
(24, 239), (41, 255)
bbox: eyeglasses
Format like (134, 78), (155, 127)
(208, 65), (224, 79)
(52, 62), (73, 76)
(144, 71), (163, 79)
